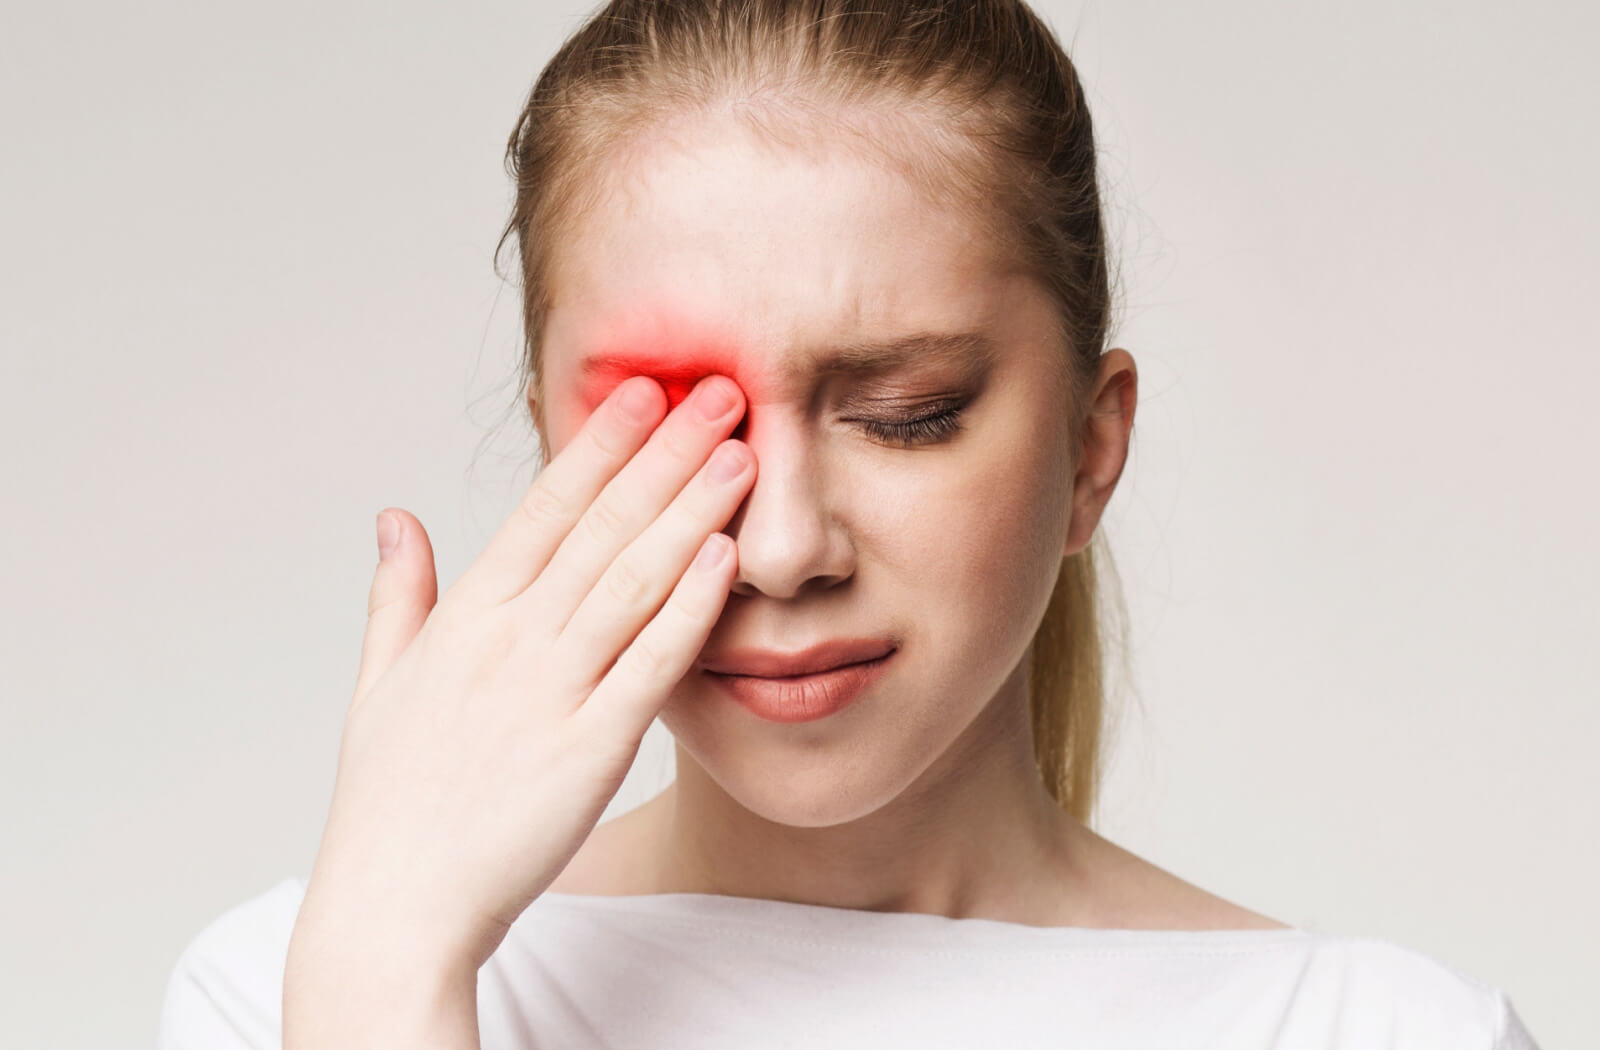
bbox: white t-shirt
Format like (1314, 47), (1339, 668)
(157, 876), (1540, 1049)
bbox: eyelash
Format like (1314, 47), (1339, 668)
(857, 405), (967, 447)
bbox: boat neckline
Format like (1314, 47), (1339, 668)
(536, 889), (1317, 946)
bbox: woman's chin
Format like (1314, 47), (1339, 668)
(661, 713), (914, 829)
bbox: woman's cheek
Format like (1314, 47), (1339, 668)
(946, 435), (1062, 592)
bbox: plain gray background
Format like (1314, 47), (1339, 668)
(3, 1), (1594, 1046)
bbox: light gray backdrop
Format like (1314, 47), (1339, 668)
(3, 1), (1593, 1046)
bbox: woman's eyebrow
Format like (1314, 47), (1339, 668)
(802, 331), (998, 379)
(579, 330), (998, 384)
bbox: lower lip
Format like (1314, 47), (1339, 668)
(706, 650), (894, 724)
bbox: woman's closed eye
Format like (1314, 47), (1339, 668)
(854, 402), (967, 447)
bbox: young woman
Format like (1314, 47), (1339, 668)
(159, 2), (1539, 1047)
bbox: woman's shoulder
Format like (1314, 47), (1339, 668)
(1283, 933), (1540, 1049)
(1074, 833), (1537, 1044)
(157, 877), (308, 1050)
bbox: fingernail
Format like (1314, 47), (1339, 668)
(709, 443), (747, 482)
(619, 378), (657, 422)
(694, 533), (730, 571)
(376, 511), (400, 560)
(696, 377), (737, 420)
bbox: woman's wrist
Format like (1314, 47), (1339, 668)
(284, 909), (484, 1050)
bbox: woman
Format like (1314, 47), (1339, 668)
(159, 1), (1540, 1047)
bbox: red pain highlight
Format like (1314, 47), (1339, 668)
(578, 340), (768, 417)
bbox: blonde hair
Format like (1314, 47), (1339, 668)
(493, 0), (1132, 825)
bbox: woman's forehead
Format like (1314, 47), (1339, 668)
(538, 114), (1044, 407)
(549, 120), (1011, 318)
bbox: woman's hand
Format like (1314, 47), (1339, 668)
(290, 373), (753, 974)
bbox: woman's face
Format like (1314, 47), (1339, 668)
(537, 113), (1084, 827)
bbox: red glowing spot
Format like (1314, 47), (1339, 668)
(576, 334), (768, 420)
(583, 354), (742, 413)
(557, 306), (777, 441)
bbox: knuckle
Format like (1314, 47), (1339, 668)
(602, 552), (652, 607)
(586, 413), (636, 460)
(579, 494), (628, 547)
(366, 587), (400, 620)
(517, 480), (572, 532)
(622, 632), (674, 682)
(658, 424), (703, 467)
(658, 586), (706, 635)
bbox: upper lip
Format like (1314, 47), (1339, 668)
(697, 638), (897, 678)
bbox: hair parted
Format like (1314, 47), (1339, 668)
(494, 0), (1131, 825)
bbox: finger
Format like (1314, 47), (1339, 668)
(552, 438), (753, 694)
(570, 530), (737, 747)
(352, 508), (439, 712)
(447, 376), (666, 609)
(508, 374), (746, 634)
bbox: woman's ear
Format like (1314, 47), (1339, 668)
(1062, 348), (1138, 559)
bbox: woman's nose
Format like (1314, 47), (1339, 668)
(719, 410), (854, 600)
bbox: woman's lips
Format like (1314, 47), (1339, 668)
(697, 638), (897, 678)
(705, 651), (894, 724)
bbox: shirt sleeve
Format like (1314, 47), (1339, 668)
(1493, 990), (1542, 1050)
(156, 878), (305, 1050)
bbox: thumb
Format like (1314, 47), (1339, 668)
(352, 507), (439, 710)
